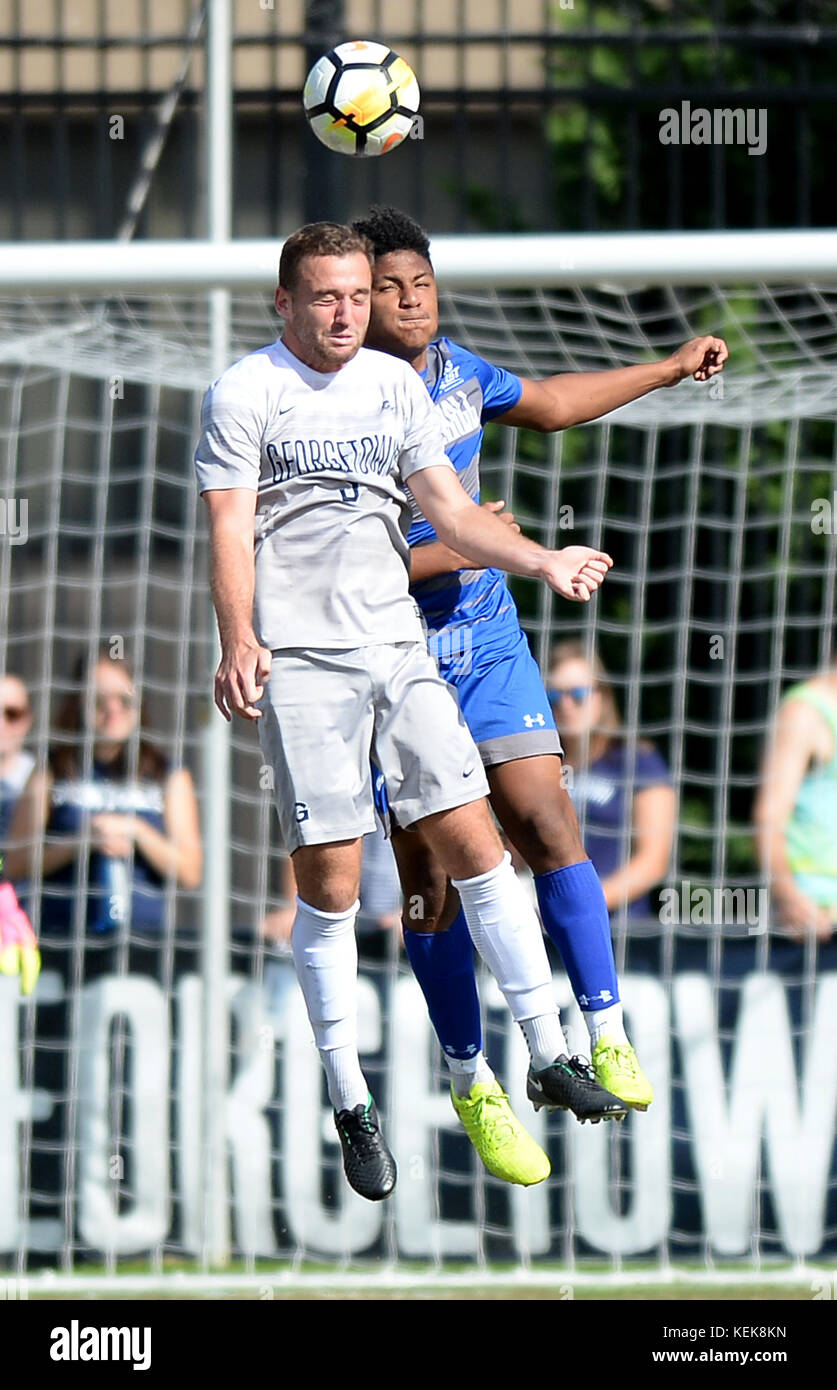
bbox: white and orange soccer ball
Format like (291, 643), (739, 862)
(303, 40), (421, 157)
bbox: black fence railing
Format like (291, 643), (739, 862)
(0, 0), (834, 239)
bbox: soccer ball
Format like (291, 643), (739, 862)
(303, 40), (420, 158)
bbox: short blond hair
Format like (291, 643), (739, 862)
(278, 222), (374, 291)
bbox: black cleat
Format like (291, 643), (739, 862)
(334, 1096), (397, 1201)
(527, 1054), (629, 1124)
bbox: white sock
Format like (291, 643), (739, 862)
(324, 1043), (370, 1113)
(451, 853), (566, 1068)
(519, 1015), (568, 1071)
(585, 1001), (629, 1048)
(290, 895), (368, 1112)
(446, 1051), (495, 1098)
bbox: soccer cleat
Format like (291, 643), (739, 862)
(451, 1081), (551, 1187)
(592, 1037), (654, 1111)
(333, 1095), (397, 1201)
(527, 1054), (628, 1124)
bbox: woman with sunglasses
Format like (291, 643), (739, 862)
(0, 674), (35, 844)
(546, 641), (676, 922)
(6, 648), (202, 936)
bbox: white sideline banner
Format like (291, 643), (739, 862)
(2, 965), (836, 1260)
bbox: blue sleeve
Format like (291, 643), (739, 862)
(469, 353), (524, 421)
(633, 746), (672, 788)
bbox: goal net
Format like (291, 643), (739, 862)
(1, 239), (836, 1287)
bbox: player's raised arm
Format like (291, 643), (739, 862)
(406, 464), (612, 602)
(408, 499), (520, 583)
(201, 488), (272, 722)
(495, 335), (729, 432)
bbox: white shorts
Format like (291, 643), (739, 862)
(257, 641), (489, 852)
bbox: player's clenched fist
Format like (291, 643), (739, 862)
(215, 639), (273, 722)
(539, 547), (613, 602)
(666, 335), (728, 384)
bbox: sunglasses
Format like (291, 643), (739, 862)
(547, 686), (596, 705)
(1, 705), (29, 722)
(94, 692), (137, 713)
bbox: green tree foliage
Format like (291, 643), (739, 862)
(545, 0), (834, 231)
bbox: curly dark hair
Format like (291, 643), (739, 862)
(351, 205), (432, 265)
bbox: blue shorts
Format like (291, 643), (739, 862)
(373, 626), (562, 825)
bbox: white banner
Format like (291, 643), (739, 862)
(2, 966), (836, 1259)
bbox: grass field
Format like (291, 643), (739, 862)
(16, 1262), (834, 1301)
(26, 1285), (819, 1300)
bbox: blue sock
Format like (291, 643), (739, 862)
(534, 860), (620, 1011)
(402, 907), (483, 1060)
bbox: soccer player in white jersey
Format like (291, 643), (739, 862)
(195, 222), (627, 1202)
(349, 206), (727, 1172)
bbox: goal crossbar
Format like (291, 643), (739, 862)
(3, 228), (836, 291)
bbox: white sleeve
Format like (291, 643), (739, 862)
(397, 368), (454, 483)
(194, 372), (263, 493)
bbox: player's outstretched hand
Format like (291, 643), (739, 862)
(541, 546), (613, 602)
(215, 640), (273, 722)
(0, 881), (41, 996)
(666, 335), (729, 384)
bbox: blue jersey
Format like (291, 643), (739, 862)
(409, 338), (523, 659)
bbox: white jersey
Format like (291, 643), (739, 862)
(194, 339), (454, 650)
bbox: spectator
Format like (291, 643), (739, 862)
(545, 641), (675, 921)
(754, 660), (837, 940)
(0, 674), (35, 844)
(0, 672), (40, 993)
(5, 647), (202, 935)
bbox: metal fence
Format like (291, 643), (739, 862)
(0, 0), (834, 240)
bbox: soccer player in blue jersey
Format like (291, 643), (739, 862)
(352, 206), (727, 1174)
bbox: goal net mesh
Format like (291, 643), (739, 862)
(2, 277), (836, 1278)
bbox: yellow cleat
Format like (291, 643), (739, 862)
(451, 1080), (551, 1186)
(591, 1037), (654, 1111)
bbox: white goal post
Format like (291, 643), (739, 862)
(2, 228), (836, 291)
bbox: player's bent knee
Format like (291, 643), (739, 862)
(519, 814), (586, 873)
(292, 841), (362, 914)
(493, 778), (587, 873)
(296, 886), (361, 915)
(418, 799), (505, 880)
